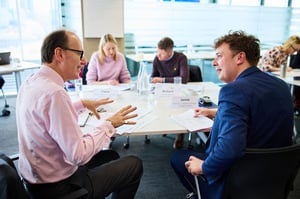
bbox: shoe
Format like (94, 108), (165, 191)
(173, 134), (184, 149)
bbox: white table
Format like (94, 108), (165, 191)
(78, 82), (220, 142)
(0, 62), (41, 91)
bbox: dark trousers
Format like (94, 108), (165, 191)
(293, 86), (300, 111)
(170, 150), (223, 199)
(25, 150), (143, 199)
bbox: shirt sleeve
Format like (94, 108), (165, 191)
(179, 55), (189, 83)
(151, 57), (160, 77)
(86, 53), (99, 84)
(47, 90), (115, 165)
(118, 53), (131, 83)
(202, 85), (247, 184)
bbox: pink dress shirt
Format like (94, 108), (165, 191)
(86, 52), (131, 84)
(16, 66), (115, 183)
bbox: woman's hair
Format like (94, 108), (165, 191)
(41, 29), (69, 63)
(98, 33), (118, 64)
(282, 35), (300, 51)
(214, 30), (261, 66)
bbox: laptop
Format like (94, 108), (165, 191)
(0, 52), (11, 65)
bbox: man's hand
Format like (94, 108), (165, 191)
(106, 105), (138, 128)
(185, 156), (204, 176)
(81, 98), (114, 119)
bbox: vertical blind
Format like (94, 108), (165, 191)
(124, 1), (296, 51)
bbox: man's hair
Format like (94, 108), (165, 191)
(41, 29), (69, 63)
(157, 37), (174, 51)
(214, 30), (261, 66)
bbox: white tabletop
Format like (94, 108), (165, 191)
(273, 69), (300, 87)
(78, 82), (220, 136)
(0, 61), (41, 75)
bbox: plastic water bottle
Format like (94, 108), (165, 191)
(137, 61), (150, 96)
(75, 78), (82, 97)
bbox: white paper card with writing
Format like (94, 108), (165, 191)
(171, 96), (198, 108)
(154, 83), (180, 98)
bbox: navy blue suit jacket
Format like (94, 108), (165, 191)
(203, 66), (294, 198)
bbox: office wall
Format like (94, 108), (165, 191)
(81, 0), (124, 62)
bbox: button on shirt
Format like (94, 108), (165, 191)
(16, 65), (115, 183)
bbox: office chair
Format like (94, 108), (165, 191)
(0, 76), (10, 117)
(189, 64), (203, 82)
(222, 144), (300, 199)
(0, 153), (88, 199)
(80, 63), (89, 85)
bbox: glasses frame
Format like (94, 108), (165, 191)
(63, 47), (84, 60)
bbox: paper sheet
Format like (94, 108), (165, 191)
(171, 109), (213, 132)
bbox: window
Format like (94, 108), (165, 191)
(0, 0), (62, 63)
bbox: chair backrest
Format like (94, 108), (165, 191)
(189, 65), (203, 82)
(223, 144), (300, 199)
(0, 153), (88, 199)
(81, 63), (89, 85)
(0, 76), (4, 89)
(0, 153), (28, 199)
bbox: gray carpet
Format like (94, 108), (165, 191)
(1, 96), (300, 199)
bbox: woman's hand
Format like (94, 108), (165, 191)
(106, 105), (138, 128)
(81, 98), (114, 119)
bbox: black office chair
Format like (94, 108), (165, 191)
(0, 76), (10, 117)
(0, 153), (88, 199)
(222, 144), (300, 199)
(81, 63), (89, 85)
(189, 64), (203, 82)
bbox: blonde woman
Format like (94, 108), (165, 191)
(87, 33), (131, 85)
(258, 35), (300, 72)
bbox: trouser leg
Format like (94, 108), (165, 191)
(87, 155), (143, 199)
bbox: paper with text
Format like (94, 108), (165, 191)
(171, 109), (213, 132)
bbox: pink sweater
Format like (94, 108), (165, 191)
(86, 52), (131, 84)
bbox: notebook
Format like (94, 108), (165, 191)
(0, 52), (11, 65)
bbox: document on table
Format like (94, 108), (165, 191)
(80, 107), (156, 135)
(116, 109), (157, 135)
(171, 109), (213, 132)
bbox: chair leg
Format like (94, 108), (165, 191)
(144, 135), (150, 144)
(1, 88), (9, 108)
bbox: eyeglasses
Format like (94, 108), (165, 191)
(63, 47), (84, 60)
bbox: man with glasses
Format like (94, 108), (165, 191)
(16, 29), (143, 199)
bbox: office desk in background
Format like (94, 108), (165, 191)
(78, 82), (220, 137)
(126, 51), (216, 63)
(0, 62), (41, 91)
